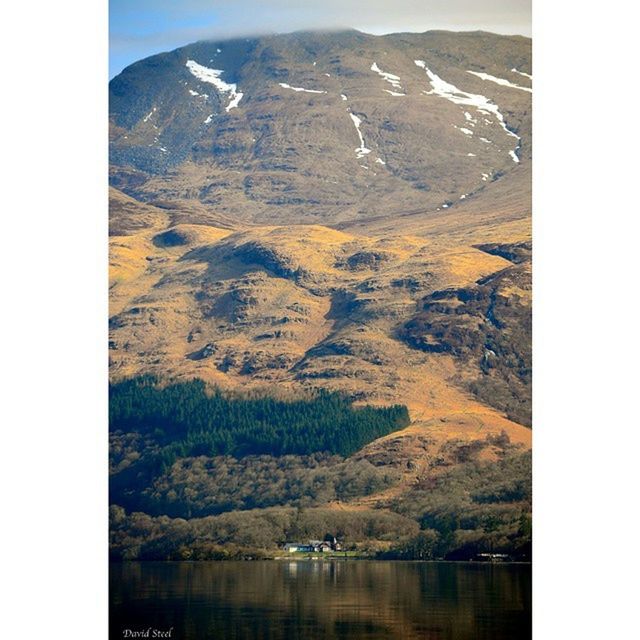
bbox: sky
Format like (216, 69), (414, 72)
(110, 0), (531, 78)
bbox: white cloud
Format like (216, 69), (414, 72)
(110, 0), (531, 77)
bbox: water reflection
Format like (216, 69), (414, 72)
(110, 560), (530, 640)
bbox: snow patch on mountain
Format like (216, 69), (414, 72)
(455, 126), (474, 136)
(467, 70), (532, 93)
(414, 60), (521, 163)
(227, 93), (244, 110)
(186, 60), (243, 112)
(349, 112), (372, 159)
(511, 68), (532, 80)
(371, 62), (405, 94)
(278, 83), (327, 94)
(142, 108), (156, 123)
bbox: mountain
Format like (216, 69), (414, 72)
(109, 29), (532, 560)
(110, 30), (530, 225)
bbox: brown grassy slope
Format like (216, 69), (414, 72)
(109, 192), (531, 514)
(109, 187), (170, 236)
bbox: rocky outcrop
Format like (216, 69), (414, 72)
(234, 241), (301, 279)
(475, 241), (532, 264)
(400, 261), (532, 426)
(338, 250), (392, 271)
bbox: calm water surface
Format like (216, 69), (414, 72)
(110, 560), (530, 640)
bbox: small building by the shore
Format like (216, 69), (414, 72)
(283, 542), (314, 553)
(283, 538), (342, 553)
(474, 553), (512, 562)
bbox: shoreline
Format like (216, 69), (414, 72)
(109, 557), (532, 565)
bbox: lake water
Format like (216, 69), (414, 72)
(110, 560), (530, 640)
